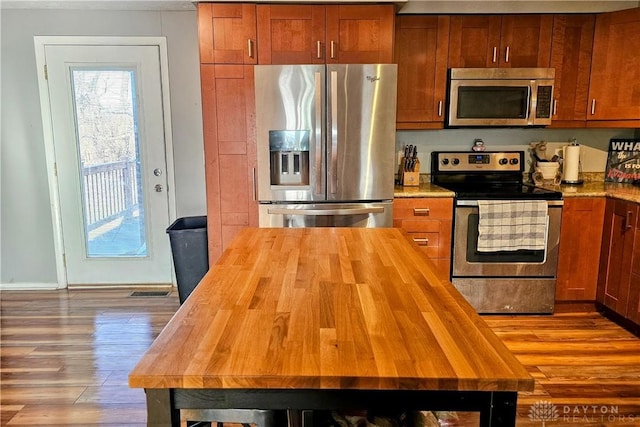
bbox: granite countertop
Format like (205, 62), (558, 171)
(393, 175), (640, 204)
(538, 181), (640, 204)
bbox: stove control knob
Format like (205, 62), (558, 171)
(498, 158), (508, 165)
(510, 158), (519, 165)
(441, 158), (449, 165)
(452, 158), (460, 165)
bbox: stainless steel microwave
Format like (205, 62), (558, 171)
(447, 68), (555, 127)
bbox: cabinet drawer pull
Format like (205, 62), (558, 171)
(492, 46), (497, 63)
(247, 39), (254, 59)
(625, 210), (634, 230)
(553, 99), (557, 116)
(438, 100), (443, 117)
(316, 41), (322, 59)
(505, 46), (510, 63)
(413, 238), (429, 246)
(591, 99), (596, 115)
(330, 41), (336, 59)
(413, 208), (430, 216)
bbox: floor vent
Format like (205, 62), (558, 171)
(129, 291), (171, 297)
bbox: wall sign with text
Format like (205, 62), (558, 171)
(605, 139), (640, 183)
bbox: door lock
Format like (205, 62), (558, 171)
(153, 168), (163, 176)
(155, 184), (163, 192)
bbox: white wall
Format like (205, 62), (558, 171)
(0, 8), (206, 286)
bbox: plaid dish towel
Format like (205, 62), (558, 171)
(476, 200), (548, 252)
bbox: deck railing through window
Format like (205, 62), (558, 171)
(82, 160), (138, 230)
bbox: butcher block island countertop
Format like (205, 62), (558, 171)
(129, 228), (533, 426)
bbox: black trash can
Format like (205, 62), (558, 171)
(166, 216), (209, 305)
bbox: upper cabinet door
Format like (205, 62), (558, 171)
(448, 15), (552, 68)
(588, 7), (640, 123)
(395, 15), (450, 128)
(198, 4), (257, 64)
(448, 15), (501, 68)
(550, 14), (595, 127)
(256, 5), (325, 64)
(499, 15), (553, 67)
(325, 5), (395, 64)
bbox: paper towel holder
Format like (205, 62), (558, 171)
(561, 139), (584, 185)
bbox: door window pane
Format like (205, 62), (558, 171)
(71, 69), (147, 257)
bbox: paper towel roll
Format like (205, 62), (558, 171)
(563, 145), (581, 182)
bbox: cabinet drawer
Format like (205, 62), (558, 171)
(393, 198), (453, 220)
(408, 231), (440, 258)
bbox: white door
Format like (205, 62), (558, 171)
(40, 42), (173, 286)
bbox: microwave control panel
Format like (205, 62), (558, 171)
(536, 86), (553, 118)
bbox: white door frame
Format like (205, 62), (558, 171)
(34, 36), (177, 289)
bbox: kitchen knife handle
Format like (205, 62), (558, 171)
(591, 99), (596, 115)
(492, 47), (498, 63)
(413, 238), (429, 246)
(505, 46), (510, 63)
(413, 208), (430, 216)
(330, 41), (336, 59)
(330, 70), (338, 194)
(315, 72), (323, 195)
(247, 39), (254, 58)
(316, 41), (322, 59)
(438, 100), (443, 117)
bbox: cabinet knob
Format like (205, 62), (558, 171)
(330, 41), (336, 60)
(591, 99), (596, 115)
(316, 41), (322, 59)
(505, 46), (510, 63)
(438, 100), (443, 117)
(625, 210), (634, 230)
(414, 208), (430, 216)
(492, 47), (498, 63)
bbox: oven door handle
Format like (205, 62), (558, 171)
(456, 200), (564, 207)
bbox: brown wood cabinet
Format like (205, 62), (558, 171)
(201, 64), (258, 264)
(629, 217), (640, 325)
(597, 198), (639, 321)
(556, 197), (605, 302)
(198, 3), (257, 64)
(394, 15), (449, 130)
(587, 7), (640, 126)
(549, 14), (595, 128)
(393, 198), (453, 279)
(448, 15), (553, 68)
(256, 4), (394, 64)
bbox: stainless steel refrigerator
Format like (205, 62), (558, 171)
(255, 64), (397, 227)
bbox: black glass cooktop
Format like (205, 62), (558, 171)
(442, 182), (563, 200)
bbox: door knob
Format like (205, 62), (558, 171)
(155, 184), (163, 192)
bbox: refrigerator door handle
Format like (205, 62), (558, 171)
(315, 71), (323, 196)
(267, 206), (385, 216)
(330, 70), (338, 195)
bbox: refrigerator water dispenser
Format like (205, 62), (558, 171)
(269, 130), (310, 186)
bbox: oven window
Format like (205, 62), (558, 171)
(466, 213), (545, 263)
(457, 86), (528, 119)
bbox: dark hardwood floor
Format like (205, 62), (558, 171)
(1, 289), (639, 426)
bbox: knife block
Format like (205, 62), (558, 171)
(400, 158), (420, 187)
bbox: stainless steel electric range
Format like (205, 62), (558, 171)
(431, 151), (563, 314)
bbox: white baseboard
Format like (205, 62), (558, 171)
(0, 282), (63, 291)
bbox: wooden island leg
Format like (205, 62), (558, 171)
(145, 389), (180, 427)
